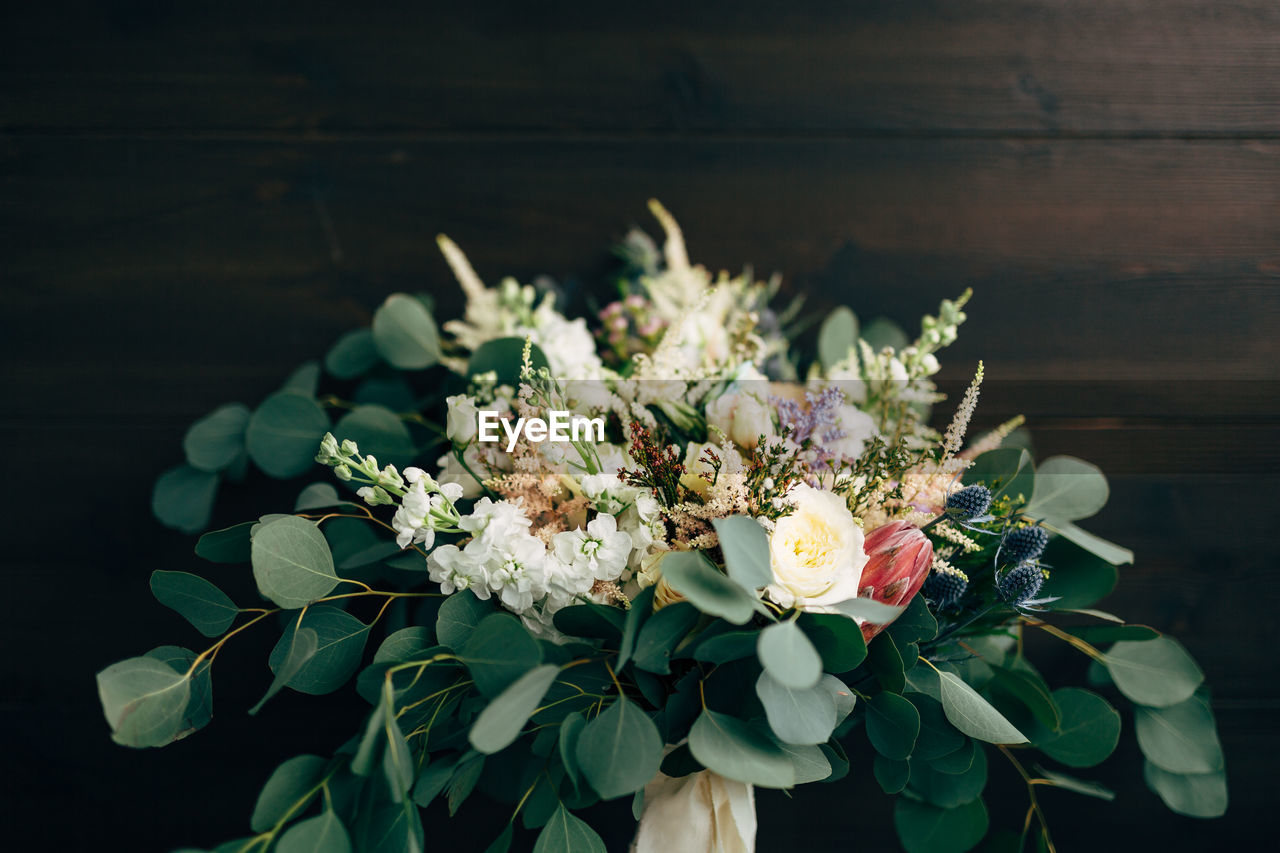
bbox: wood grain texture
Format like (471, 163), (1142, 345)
(0, 1), (1274, 850)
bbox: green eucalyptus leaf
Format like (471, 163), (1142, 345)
(195, 521), (255, 563)
(1024, 456), (1109, 522)
(250, 754), (328, 833)
(1048, 520), (1134, 566)
(184, 403), (250, 473)
(373, 294), (441, 370)
(755, 670), (837, 746)
(576, 697), (664, 799)
(559, 711), (587, 792)
(334, 405), (415, 471)
(469, 665), (559, 754)
(986, 664), (1060, 731)
(460, 614), (542, 697)
(1105, 637), (1204, 708)
(865, 692), (921, 760)
(775, 741), (832, 784)
(1143, 762), (1228, 818)
(268, 606), (370, 694)
(152, 464), (219, 534)
(1033, 766), (1116, 801)
(867, 632), (906, 693)
(276, 810), (351, 853)
(532, 804), (606, 853)
(250, 627), (318, 715)
(818, 306), (859, 370)
(692, 630), (760, 665)
(1134, 692), (1224, 774)
(688, 710), (795, 788)
(908, 692), (966, 760)
(446, 754), (485, 816)
(553, 603), (625, 643)
(436, 592), (497, 649)
(382, 711), (415, 801)
(143, 646), (212, 738)
(1039, 536), (1118, 609)
(893, 797), (989, 853)
(861, 317), (909, 353)
(939, 671), (1027, 744)
(245, 391), (331, 479)
(282, 362), (321, 396)
(483, 825), (514, 853)
(632, 602), (699, 674)
(963, 447), (1034, 503)
(757, 620), (823, 690)
(295, 483), (346, 512)
(1027, 688), (1121, 768)
(411, 753), (457, 806)
(887, 595), (938, 646)
(659, 551), (759, 625)
(930, 738), (976, 775)
(829, 597), (904, 624)
(712, 515), (773, 591)
(251, 515), (340, 609)
(874, 754), (911, 794)
(97, 653), (194, 748)
(799, 612), (867, 673)
(150, 571), (238, 638)
(616, 585), (655, 670)
(467, 338), (550, 385)
(910, 744), (987, 808)
(326, 328), (381, 379)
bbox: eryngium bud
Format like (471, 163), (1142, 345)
(945, 484), (992, 521)
(1002, 525), (1049, 564)
(923, 570), (968, 608)
(998, 561), (1044, 605)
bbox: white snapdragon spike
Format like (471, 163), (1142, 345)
(552, 514), (633, 584)
(390, 474), (465, 550)
(427, 545), (490, 599)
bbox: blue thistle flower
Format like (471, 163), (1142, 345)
(945, 484), (992, 522)
(1002, 525), (1049, 565)
(923, 570), (968, 608)
(998, 561), (1045, 606)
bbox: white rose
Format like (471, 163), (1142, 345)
(767, 485), (867, 609)
(445, 394), (480, 444)
(706, 391), (774, 449)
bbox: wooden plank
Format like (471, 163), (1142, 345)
(4, 138), (1279, 394)
(3, 1), (1280, 135)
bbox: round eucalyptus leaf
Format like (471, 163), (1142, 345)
(938, 671), (1027, 744)
(909, 744), (987, 808)
(576, 697), (664, 799)
(268, 605), (370, 694)
(281, 361), (321, 396)
(874, 755), (911, 794)
(688, 709), (795, 789)
(632, 602), (699, 675)
(436, 591), (496, 649)
(865, 691), (921, 760)
(250, 754), (328, 832)
(195, 521), (255, 564)
(1025, 455), (1109, 522)
(757, 620), (823, 690)
(818, 306), (858, 370)
(893, 796), (988, 853)
(97, 654), (193, 748)
(1143, 762), (1228, 819)
(276, 810), (351, 853)
(963, 447), (1035, 503)
(1028, 687), (1121, 768)
(150, 570), (238, 637)
(183, 403), (250, 473)
(755, 670), (837, 746)
(245, 391), (331, 479)
(152, 464), (219, 534)
(1039, 536), (1117, 609)
(469, 665), (559, 754)
(251, 515), (339, 609)
(459, 613), (543, 697)
(1134, 693), (1223, 774)
(799, 612), (867, 673)
(712, 515), (773, 591)
(1105, 637), (1204, 708)
(532, 805), (606, 853)
(334, 404), (415, 470)
(372, 293), (441, 370)
(325, 328), (381, 379)
(659, 550), (759, 625)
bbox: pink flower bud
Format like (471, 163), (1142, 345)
(857, 520), (933, 642)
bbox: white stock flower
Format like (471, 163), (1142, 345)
(458, 497), (533, 554)
(828, 405), (879, 462)
(483, 532), (549, 613)
(437, 447), (487, 499)
(552, 514), (633, 584)
(445, 394), (481, 444)
(391, 479), (465, 550)
(427, 545), (490, 598)
(766, 485), (868, 610)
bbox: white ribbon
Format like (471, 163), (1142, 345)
(632, 769), (756, 853)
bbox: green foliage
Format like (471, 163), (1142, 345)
(250, 627), (317, 715)
(372, 294), (441, 370)
(268, 606), (371, 695)
(326, 328), (382, 379)
(755, 670), (839, 746)
(757, 620), (823, 690)
(150, 570), (238, 638)
(1134, 691), (1224, 775)
(963, 447), (1034, 503)
(533, 805), (606, 853)
(183, 403), (251, 473)
(1024, 456), (1108, 523)
(152, 464), (219, 533)
(1027, 688), (1120, 768)
(894, 797), (988, 853)
(334, 405), (416, 471)
(576, 698), (664, 799)
(251, 754), (329, 832)
(632, 602), (698, 674)
(245, 391), (331, 479)
(799, 612), (867, 673)
(866, 692), (921, 760)
(251, 515), (340, 609)
(459, 614), (542, 697)
(712, 515), (773, 591)
(276, 810), (351, 853)
(938, 671), (1026, 744)
(818, 306), (858, 370)
(1104, 637), (1204, 707)
(195, 521), (255, 563)
(1039, 537), (1117, 609)
(689, 709), (794, 788)
(658, 551), (758, 624)
(985, 664), (1060, 731)
(436, 592), (496, 649)
(908, 744), (987, 808)
(97, 651), (198, 748)
(1143, 762), (1228, 818)
(467, 337), (549, 385)
(469, 665), (558, 754)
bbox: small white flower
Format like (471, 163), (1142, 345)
(484, 533), (549, 613)
(706, 390), (774, 449)
(445, 394), (481, 445)
(552, 514), (633, 584)
(427, 545), (491, 599)
(459, 497), (532, 555)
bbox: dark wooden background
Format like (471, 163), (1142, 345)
(2, 1), (1275, 850)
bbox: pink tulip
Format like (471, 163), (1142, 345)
(857, 520), (934, 642)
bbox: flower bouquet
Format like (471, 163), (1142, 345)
(99, 202), (1227, 852)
